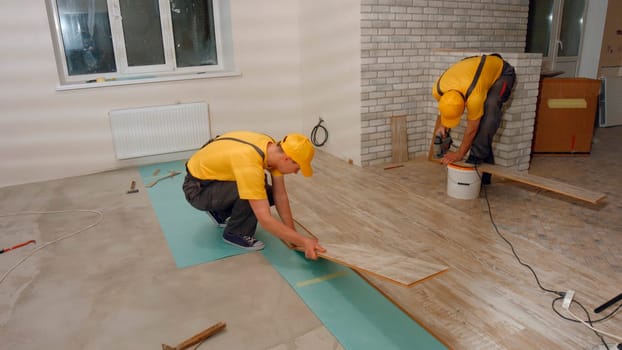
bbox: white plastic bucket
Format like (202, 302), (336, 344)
(446, 163), (481, 200)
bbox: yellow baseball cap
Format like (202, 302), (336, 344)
(439, 90), (465, 128)
(281, 133), (315, 177)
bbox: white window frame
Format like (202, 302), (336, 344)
(46, 0), (238, 90)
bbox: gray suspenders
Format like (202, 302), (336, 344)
(436, 54), (489, 100)
(203, 136), (267, 160)
(187, 135), (273, 183)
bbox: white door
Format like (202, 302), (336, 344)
(526, 0), (587, 77)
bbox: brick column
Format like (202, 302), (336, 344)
(360, 0), (535, 169)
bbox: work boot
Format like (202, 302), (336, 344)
(481, 172), (492, 185)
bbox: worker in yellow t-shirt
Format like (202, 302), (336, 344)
(183, 131), (325, 259)
(433, 54), (516, 183)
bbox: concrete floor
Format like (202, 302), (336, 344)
(0, 165), (343, 349)
(1, 126), (621, 349)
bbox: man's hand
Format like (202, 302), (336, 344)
(441, 151), (465, 165)
(438, 118), (480, 165)
(301, 237), (326, 260)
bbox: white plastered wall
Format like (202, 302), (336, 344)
(0, 0), (362, 188)
(299, 0), (362, 165)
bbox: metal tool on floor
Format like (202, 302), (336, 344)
(384, 164), (405, 170)
(433, 129), (453, 158)
(594, 292), (622, 314)
(146, 170), (182, 188)
(126, 180), (139, 194)
(0, 239), (36, 254)
(162, 321), (226, 350)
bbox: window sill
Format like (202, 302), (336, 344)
(55, 70), (242, 91)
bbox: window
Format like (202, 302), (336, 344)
(525, 0), (586, 75)
(525, 0), (554, 56)
(46, 0), (236, 88)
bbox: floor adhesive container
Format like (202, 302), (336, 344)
(446, 163), (481, 200)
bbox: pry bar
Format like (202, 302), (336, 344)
(0, 239), (36, 254)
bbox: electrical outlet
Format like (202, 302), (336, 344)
(562, 290), (575, 309)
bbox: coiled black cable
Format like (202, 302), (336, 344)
(310, 118), (328, 147)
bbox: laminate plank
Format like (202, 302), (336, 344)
(476, 163), (607, 204)
(289, 228), (448, 287)
(316, 243), (448, 287)
(391, 115), (408, 163)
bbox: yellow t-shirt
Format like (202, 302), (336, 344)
(432, 55), (504, 121)
(186, 131), (280, 200)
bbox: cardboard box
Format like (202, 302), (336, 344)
(532, 78), (601, 154)
(598, 0), (622, 78)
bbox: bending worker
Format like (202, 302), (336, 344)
(433, 53), (516, 183)
(182, 131), (325, 260)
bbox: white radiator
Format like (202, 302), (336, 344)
(109, 102), (210, 159)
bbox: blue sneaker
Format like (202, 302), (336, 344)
(206, 210), (229, 228)
(222, 232), (265, 251)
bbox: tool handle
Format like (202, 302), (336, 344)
(145, 171), (181, 188)
(594, 293), (622, 314)
(176, 321), (226, 350)
(0, 240), (36, 254)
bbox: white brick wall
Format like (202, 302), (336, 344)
(360, 0), (541, 170)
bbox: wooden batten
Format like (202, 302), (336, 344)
(391, 115), (408, 163)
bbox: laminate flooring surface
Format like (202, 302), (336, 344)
(286, 126), (622, 349)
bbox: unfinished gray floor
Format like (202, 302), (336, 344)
(0, 167), (343, 349)
(1, 126), (621, 350)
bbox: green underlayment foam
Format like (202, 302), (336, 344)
(139, 160), (247, 268)
(139, 160), (446, 350)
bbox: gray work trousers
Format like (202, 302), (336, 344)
(469, 61), (516, 163)
(182, 173), (274, 237)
